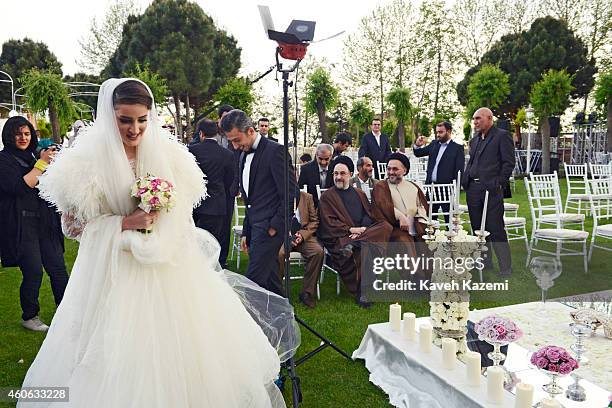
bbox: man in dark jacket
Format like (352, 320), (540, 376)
(297, 144), (334, 208)
(189, 119), (235, 267)
(358, 117), (391, 179)
(462, 107), (516, 276)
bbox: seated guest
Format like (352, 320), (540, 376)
(189, 119), (235, 267)
(350, 156), (379, 201)
(318, 156), (392, 307)
(371, 153), (428, 246)
(332, 132), (352, 158)
(299, 153), (312, 164)
(278, 191), (324, 308)
(297, 143), (333, 207)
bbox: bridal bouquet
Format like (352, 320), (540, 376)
(475, 315), (523, 343)
(131, 174), (176, 213)
(530, 345), (578, 374)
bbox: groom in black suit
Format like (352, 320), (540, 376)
(189, 119), (235, 267)
(220, 110), (297, 296)
(358, 117), (392, 179)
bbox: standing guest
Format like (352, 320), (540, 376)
(358, 117), (391, 179)
(350, 156), (379, 201)
(462, 107), (515, 276)
(413, 121), (465, 224)
(318, 156), (392, 307)
(0, 116), (69, 331)
(297, 143), (334, 208)
(222, 109), (297, 296)
(299, 153), (312, 164)
(189, 119), (235, 267)
(332, 132), (352, 158)
(258, 117), (277, 143)
(278, 191), (324, 308)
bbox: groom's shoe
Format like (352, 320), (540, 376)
(22, 316), (49, 332)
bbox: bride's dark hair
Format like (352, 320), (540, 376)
(112, 80), (153, 109)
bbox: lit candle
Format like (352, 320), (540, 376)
(540, 398), (561, 408)
(487, 366), (504, 404)
(514, 383), (534, 408)
(465, 351), (481, 386)
(480, 190), (489, 233)
(402, 312), (415, 341)
(441, 338), (456, 370)
(389, 303), (401, 332)
(419, 324), (432, 353)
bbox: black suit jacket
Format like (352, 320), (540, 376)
(239, 137), (297, 242)
(413, 140), (465, 184)
(358, 132), (391, 178)
(462, 127), (515, 192)
(297, 159), (333, 208)
(189, 139), (235, 216)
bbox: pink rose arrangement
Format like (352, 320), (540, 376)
(131, 174), (176, 214)
(530, 345), (578, 375)
(474, 315), (523, 343)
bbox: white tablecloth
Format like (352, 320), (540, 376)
(353, 302), (611, 408)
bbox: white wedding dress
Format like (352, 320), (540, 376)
(18, 79), (298, 408)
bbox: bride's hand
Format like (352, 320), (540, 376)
(121, 209), (160, 231)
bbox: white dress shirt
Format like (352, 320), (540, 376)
(242, 134), (262, 198)
(431, 140), (450, 183)
(372, 132), (381, 147)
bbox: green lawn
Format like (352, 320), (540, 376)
(0, 178), (609, 408)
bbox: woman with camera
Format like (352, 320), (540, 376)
(0, 116), (69, 331)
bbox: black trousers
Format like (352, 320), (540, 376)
(218, 197), (234, 269)
(466, 181), (512, 273)
(196, 214), (226, 266)
(246, 221), (284, 296)
(17, 216), (69, 321)
(430, 202), (450, 226)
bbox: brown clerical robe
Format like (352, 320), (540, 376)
(318, 186), (392, 295)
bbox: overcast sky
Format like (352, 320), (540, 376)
(0, 0), (388, 77)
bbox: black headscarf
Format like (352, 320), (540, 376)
(1, 116), (38, 166)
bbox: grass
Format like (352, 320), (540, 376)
(0, 178), (609, 407)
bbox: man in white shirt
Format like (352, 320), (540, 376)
(350, 156), (379, 201)
(358, 117), (392, 179)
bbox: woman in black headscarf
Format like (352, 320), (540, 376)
(0, 116), (68, 331)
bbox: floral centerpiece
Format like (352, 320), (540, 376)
(131, 174), (176, 231)
(530, 345), (579, 375)
(475, 315), (523, 344)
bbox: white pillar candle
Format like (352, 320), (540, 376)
(419, 324), (432, 353)
(402, 312), (416, 341)
(514, 383), (534, 408)
(389, 303), (401, 332)
(540, 398), (561, 408)
(487, 366), (505, 404)
(480, 190), (489, 233)
(465, 351), (481, 386)
(441, 338), (456, 370)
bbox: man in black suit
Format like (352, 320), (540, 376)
(221, 109), (297, 296)
(297, 144), (334, 208)
(258, 117), (277, 143)
(413, 121), (465, 224)
(189, 119), (235, 267)
(332, 132), (352, 158)
(462, 107), (516, 276)
(358, 117), (392, 179)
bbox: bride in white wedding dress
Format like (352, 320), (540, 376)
(18, 78), (298, 408)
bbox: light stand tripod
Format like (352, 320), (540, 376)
(276, 49), (351, 408)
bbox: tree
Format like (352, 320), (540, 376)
(466, 64), (511, 117)
(594, 71), (612, 149)
(530, 69), (574, 173)
(62, 72), (102, 120)
(78, 0), (140, 74)
(126, 64), (169, 107)
(213, 77), (254, 116)
(0, 38), (62, 113)
(305, 67), (338, 144)
(457, 17), (596, 122)
(349, 100), (374, 140)
(20, 69), (76, 143)
(386, 87), (412, 150)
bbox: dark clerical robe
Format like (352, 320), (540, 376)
(318, 186), (392, 295)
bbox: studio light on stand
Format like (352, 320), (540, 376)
(258, 6), (349, 407)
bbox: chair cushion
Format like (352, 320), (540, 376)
(540, 213), (585, 222)
(595, 224), (612, 237)
(534, 229), (588, 240)
(504, 203), (519, 211)
(503, 217), (526, 226)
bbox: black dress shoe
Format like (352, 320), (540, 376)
(355, 297), (371, 308)
(299, 292), (316, 308)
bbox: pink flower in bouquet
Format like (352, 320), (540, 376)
(547, 363), (558, 372)
(495, 326), (507, 336)
(532, 345), (578, 375)
(149, 196), (160, 206)
(546, 348), (561, 362)
(559, 362), (573, 375)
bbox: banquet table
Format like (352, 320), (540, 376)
(353, 301), (611, 408)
